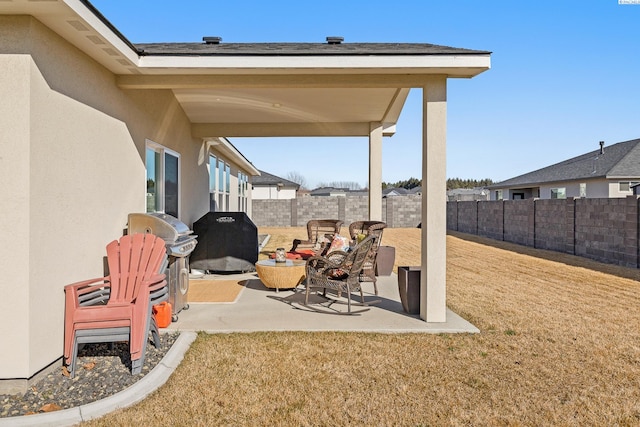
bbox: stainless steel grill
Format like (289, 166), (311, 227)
(128, 213), (197, 321)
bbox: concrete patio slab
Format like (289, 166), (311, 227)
(166, 273), (479, 334)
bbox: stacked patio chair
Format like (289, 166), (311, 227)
(348, 220), (387, 295)
(63, 233), (168, 377)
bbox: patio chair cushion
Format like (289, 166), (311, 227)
(326, 235), (350, 254)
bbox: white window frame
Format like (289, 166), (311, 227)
(550, 187), (566, 199)
(209, 153), (231, 212)
(579, 183), (586, 198)
(619, 181), (639, 192)
(238, 172), (248, 212)
(146, 140), (180, 217)
(208, 154), (217, 211)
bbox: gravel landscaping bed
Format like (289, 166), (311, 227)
(0, 332), (179, 418)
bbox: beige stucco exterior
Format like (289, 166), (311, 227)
(0, 17), (254, 386)
(252, 186), (297, 200)
(421, 77), (447, 322)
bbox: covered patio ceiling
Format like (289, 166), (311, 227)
(116, 44), (491, 138)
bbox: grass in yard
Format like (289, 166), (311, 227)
(82, 228), (640, 426)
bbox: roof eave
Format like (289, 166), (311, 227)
(206, 137), (260, 176)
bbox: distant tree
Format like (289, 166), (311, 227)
(382, 177), (421, 190)
(286, 171), (308, 190)
(382, 177), (494, 190)
(446, 177), (494, 190)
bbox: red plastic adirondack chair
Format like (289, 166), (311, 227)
(63, 233), (167, 376)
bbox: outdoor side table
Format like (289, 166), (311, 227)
(255, 259), (306, 292)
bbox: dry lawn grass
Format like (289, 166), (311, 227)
(83, 228), (640, 426)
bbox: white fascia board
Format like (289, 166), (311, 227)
(138, 55), (491, 77)
(206, 137), (259, 176)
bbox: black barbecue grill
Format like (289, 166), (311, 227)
(190, 212), (258, 272)
(128, 213), (197, 321)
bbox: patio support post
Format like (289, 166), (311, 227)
(369, 122), (383, 221)
(421, 77), (447, 322)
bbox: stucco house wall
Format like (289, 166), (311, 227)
(252, 186), (297, 200)
(587, 180), (611, 198)
(494, 178), (627, 201)
(607, 180), (637, 198)
(0, 16), (224, 385)
(537, 179), (628, 200)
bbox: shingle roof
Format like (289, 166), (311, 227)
(489, 138), (640, 188)
(383, 187), (410, 196)
(252, 170), (299, 188)
(134, 42), (490, 56)
(310, 187), (348, 195)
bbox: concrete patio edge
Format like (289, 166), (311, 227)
(0, 332), (197, 427)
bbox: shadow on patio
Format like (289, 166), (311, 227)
(165, 272), (478, 334)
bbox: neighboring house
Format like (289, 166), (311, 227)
(348, 189), (370, 197)
(311, 187), (348, 197)
(383, 187), (409, 197)
(1, 1), (489, 390)
(409, 186), (423, 196)
(252, 170), (300, 200)
(488, 139), (640, 200)
(447, 188), (489, 201)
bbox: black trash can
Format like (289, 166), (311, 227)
(190, 212), (258, 272)
(397, 266), (420, 314)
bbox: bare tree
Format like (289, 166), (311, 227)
(286, 171), (308, 190)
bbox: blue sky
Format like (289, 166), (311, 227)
(92, 0), (640, 188)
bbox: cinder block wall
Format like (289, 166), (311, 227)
(478, 200), (503, 241)
(455, 201), (478, 234)
(387, 196), (421, 228)
(344, 196), (371, 225)
(295, 197), (341, 226)
(250, 199), (292, 227)
(574, 197), (639, 266)
(534, 199), (573, 253)
(503, 199), (534, 246)
(446, 196), (640, 268)
(251, 195), (420, 228)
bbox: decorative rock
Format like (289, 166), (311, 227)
(0, 333), (178, 418)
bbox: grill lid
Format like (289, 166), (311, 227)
(128, 213), (192, 243)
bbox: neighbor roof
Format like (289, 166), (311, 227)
(489, 139), (640, 188)
(253, 170), (300, 189)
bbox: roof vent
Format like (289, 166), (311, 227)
(203, 36), (222, 44)
(326, 36), (344, 44)
(599, 140), (605, 155)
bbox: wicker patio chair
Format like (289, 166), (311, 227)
(348, 220), (387, 295)
(304, 234), (376, 314)
(290, 219), (343, 256)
